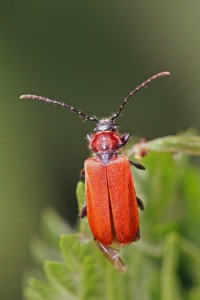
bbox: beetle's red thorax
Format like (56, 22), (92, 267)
(89, 131), (121, 153)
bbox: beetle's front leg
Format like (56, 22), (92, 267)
(78, 166), (87, 217)
(119, 133), (130, 147)
(79, 165), (87, 217)
(129, 160), (145, 170)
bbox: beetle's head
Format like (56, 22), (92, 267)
(94, 118), (117, 132)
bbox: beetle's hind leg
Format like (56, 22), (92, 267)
(136, 196), (145, 210)
(132, 228), (140, 242)
(96, 241), (127, 272)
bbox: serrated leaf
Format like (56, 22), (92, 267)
(147, 135), (200, 155)
(24, 139), (200, 300)
(30, 237), (61, 265)
(129, 135), (200, 157)
(60, 234), (105, 300)
(44, 261), (77, 298)
(41, 207), (73, 246)
(24, 278), (57, 300)
(60, 234), (89, 262)
(76, 182), (90, 235)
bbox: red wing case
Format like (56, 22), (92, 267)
(85, 158), (113, 245)
(84, 156), (139, 245)
(106, 156), (139, 244)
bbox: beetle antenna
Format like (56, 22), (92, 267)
(19, 94), (99, 122)
(111, 71), (170, 121)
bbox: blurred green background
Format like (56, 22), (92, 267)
(1, 1), (200, 299)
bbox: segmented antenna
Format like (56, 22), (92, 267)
(19, 94), (99, 122)
(111, 71), (170, 121)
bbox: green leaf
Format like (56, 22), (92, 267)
(24, 135), (200, 300)
(60, 234), (102, 300)
(41, 207), (73, 246)
(76, 182), (90, 235)
(24, 278), (57, 300)
(44, 261), (77, 297)
(129, 134), (200, 157)
(30, 237), (61, 266)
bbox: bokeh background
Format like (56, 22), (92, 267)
(1, 1), (200, 299)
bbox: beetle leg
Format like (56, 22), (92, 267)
(80, 168), (85, 179)
(119, 133), (130, 147)
(134, 229), (140, 241)
(86, 133), (92, 142)
(96, 242), (127, 272)
(79, 203), (87, 218)
(129, 160), (145, 170)
(136, 196), (145, 210)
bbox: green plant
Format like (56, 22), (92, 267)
(24, 134), (200, 300)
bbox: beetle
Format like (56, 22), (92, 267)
(20, 71), (170, 270)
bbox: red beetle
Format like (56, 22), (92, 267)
(20, 71), (170, 270)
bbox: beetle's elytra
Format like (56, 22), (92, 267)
(20, 71), (170, 271)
